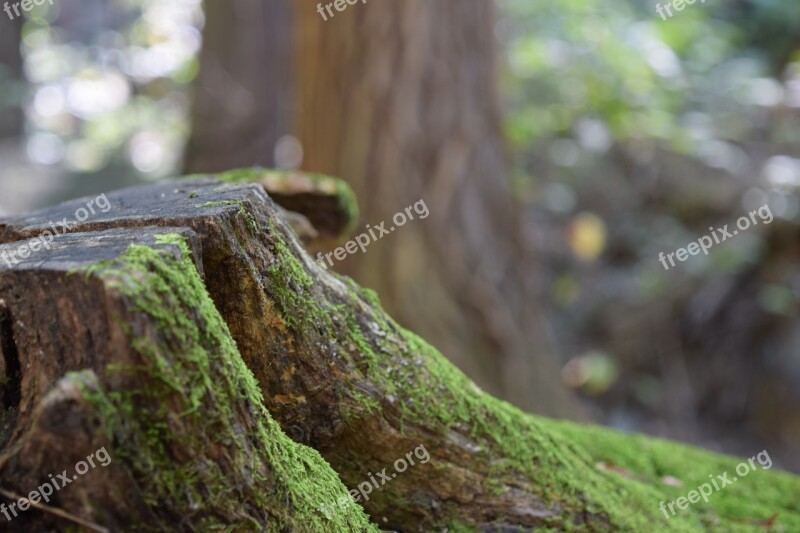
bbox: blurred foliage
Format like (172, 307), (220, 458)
(498, 0), (800, 324)
(499, 0), (800, 467)
(19, 0), (202, 177)
(500, 0), (800, 151)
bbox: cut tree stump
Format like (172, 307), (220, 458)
(0, 227), (374, 532)
(0, 169), (798, 532)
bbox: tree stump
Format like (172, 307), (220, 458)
(0, 170), (798, 531)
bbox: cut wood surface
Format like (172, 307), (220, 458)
(0, 170), (798, 532)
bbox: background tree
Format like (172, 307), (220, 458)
(185, 0), (579, 417)
(184, 0), (292, 172)
(292, 0), (578, 415)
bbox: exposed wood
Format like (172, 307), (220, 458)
(186, 169), (359, 245)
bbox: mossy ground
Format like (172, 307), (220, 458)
(76, 234), (377, 531)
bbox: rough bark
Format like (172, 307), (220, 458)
(292, 0), (578, 417)
(0, 227), (374, 531)
(0, 172), (798, 531)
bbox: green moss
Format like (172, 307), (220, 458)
(111, 175), (798, 531)
(186, 167), (360, 234)
(195, 200), (260, 235)
(76, 234), (377, 531)
(265, 226), (324, 331)
(394, 320), (800, 531)
(330, 282), (800, 531)
(332, 178), (359, 234)
(549, 420), (800, 532)
(445, 520), (479, 533)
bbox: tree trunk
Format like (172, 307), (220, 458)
(292, 0), (577, 416)
(1, 171), (797, 531)
(183, 0), (292, 172)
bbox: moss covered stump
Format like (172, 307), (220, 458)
(0, 228), (375, 531)
(0, 170), (798, 532)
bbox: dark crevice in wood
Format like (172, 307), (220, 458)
(0, 303), (20, 411)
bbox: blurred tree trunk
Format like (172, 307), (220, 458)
(184, 0), (292, 172)
(184, 0), (578, 416)
(292, 0), (577, 416)
(0, 15), (23, 140)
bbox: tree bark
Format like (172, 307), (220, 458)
(0, 226), (374, 531)
(183, 0), (292, 172)
(292, 0), (577, 416)
(1, 172), (797, 531)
